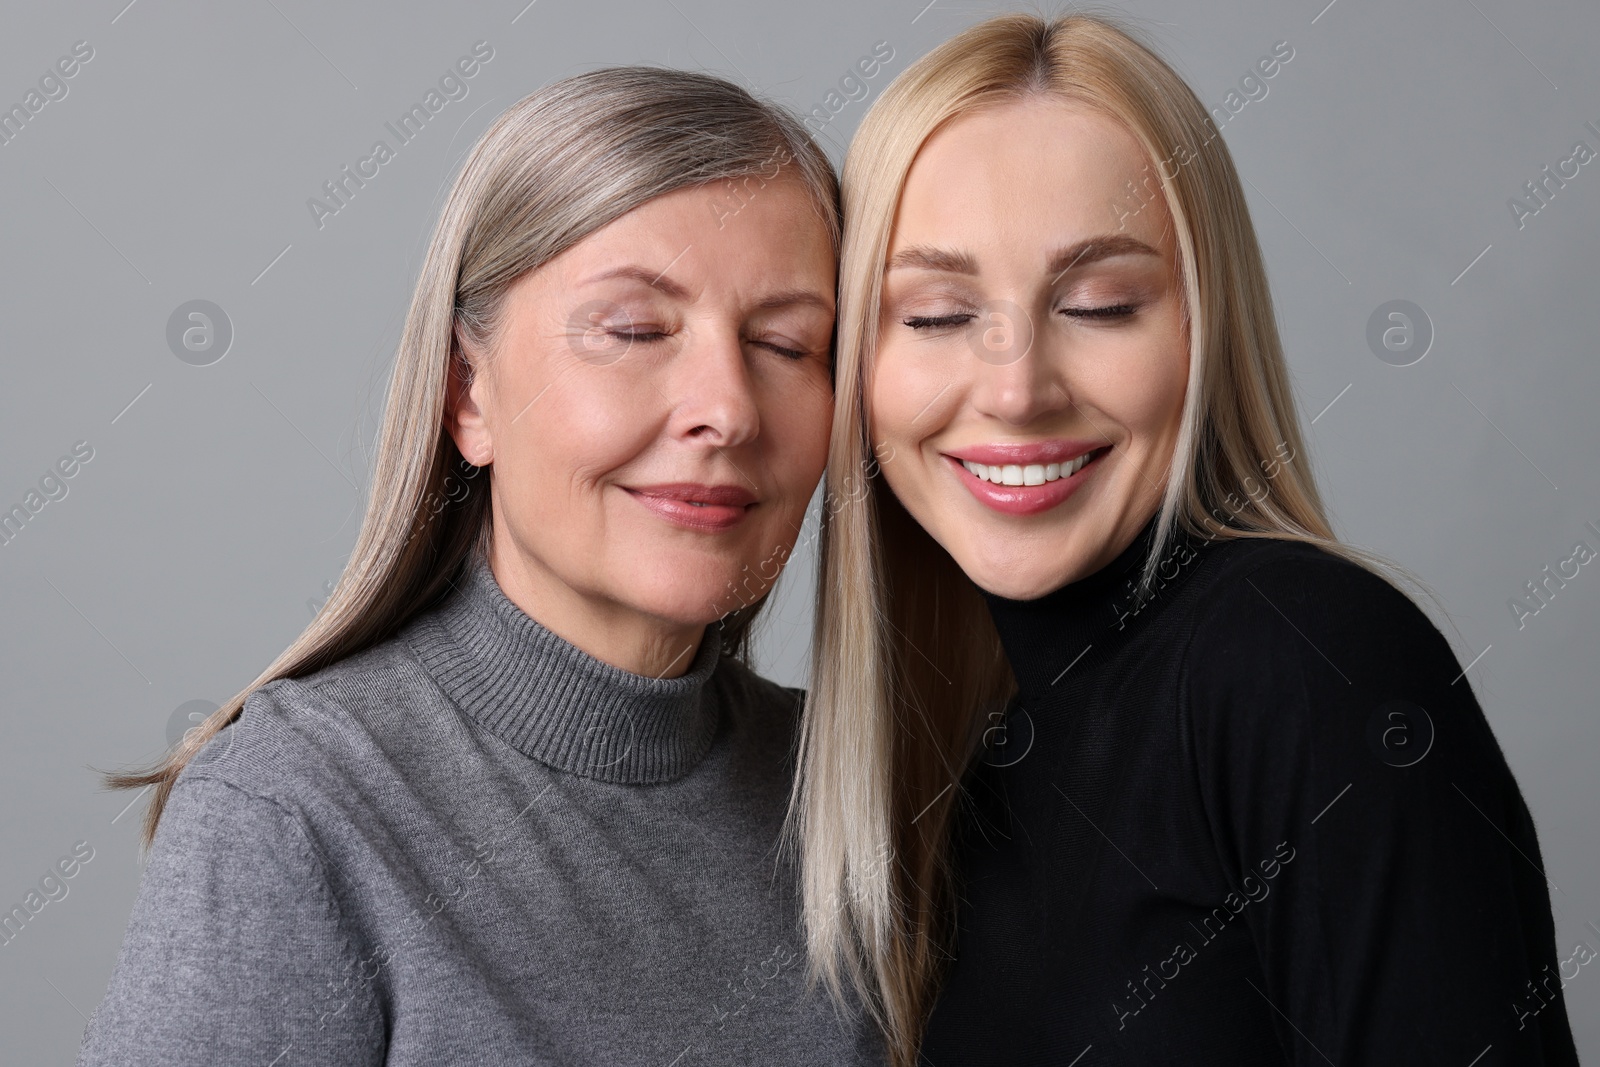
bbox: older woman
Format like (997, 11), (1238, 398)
(81, 68), (880, 1066)
(791, 13), (1578, 1067)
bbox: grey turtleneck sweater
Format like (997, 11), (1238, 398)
(77, 553), (882, 1066)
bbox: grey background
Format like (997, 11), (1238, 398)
(1, 0), (1596, 1061)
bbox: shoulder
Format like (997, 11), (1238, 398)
(1182, 535), (1451, 680)
(181, 623), (453, 810)
(1174, 538), (1526, 862)
(1176, 535), (1505, 778)
(1176, 535), (1473, 755)
(1191, 534), (1407, 612)
(147, 774), (326, 881)
(84, 776), (383, 1065)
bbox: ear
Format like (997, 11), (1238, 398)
(444, 326), (494, 466)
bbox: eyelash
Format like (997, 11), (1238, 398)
(1063, 303), (1138, 320)
(608, 330), (668, 344)
(605, 330), (808, 360)
(902, 314), (973, 330)
(901, 304), (1139, 330)
(762, 342), (808, 360)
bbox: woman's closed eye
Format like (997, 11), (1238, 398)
(901, 303), (1141, 330)
(755, 338), (810, 359)
(602, 327), (813, 361)
(902, 312), (976, 330)
(1059, 302), (1140, 320)
(608, 327), (671, 343)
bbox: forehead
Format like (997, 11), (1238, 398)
(891, 96), (1171, 256)
(571, 178), (835, 275)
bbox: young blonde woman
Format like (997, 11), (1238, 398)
(792, 14), (1578, 1066)
(81, 68), (884, 1066)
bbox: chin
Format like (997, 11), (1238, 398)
(620, 552), (779, 628)
(949, 535), (1084, 602)
(965, 564), (1066, 602)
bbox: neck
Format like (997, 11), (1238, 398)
(488, 536), (706, 680)
(410, 551), (725, 784)
(980, 512), (1176, 697)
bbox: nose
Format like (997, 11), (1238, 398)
(667, 326), (761, 449)
(968, 306), (1070, 426)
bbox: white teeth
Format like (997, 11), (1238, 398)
(961, 450), (1098, 485)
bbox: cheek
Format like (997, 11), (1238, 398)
(758, 367), (833, 497)
(1145, 341), (1189, 444)
(866, 342), (969, 516)
(500, 361), (661, 496)
(868, 340), (951, 449)
(1094, 325), (1188, 450)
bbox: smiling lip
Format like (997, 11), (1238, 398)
(942, 440), (1110, 517)
(623, 482), (757, 531)
(944, 439), (1106, 466)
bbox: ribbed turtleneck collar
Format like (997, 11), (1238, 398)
(981, 513), (1204, 699)
(405, 551), (723, 784)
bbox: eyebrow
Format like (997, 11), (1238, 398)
(582, 264), (693, 300)
(885, 246), (977, 274)
(1046, 234), (1160, 282)
(752, 288), (835, 315)
(885, 234), (1161, 280)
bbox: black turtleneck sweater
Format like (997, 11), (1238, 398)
(919, 518), (1578, 1065)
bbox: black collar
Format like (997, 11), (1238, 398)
(981, 513), (1204, 698)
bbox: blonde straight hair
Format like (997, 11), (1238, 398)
(789, 13), (1415, 1065)
(106, 66), (840, 849)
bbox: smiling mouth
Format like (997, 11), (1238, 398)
(958, 449), (1103, 487)
(622, 482), (758, 532)
(942, 445), (1111, 517)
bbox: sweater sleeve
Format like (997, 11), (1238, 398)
(77, 774), (386, 1066)
(1182, 551), (1578, 1065)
